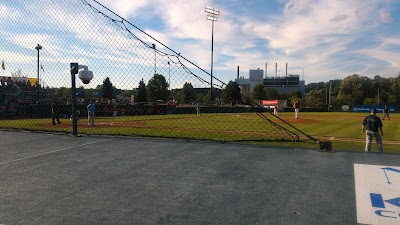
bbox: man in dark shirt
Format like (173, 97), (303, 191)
(383, 105), (390, 120)
(51, 102), (61, 125)
(361, 108), (383, 152)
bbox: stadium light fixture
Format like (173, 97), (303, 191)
(205, 6), (220, 102)
(35, 44), (42, 103)
(70, 63), (94, 137)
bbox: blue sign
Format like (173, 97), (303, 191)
(353, 105), (395, 113)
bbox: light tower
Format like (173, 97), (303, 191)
(205, 6), (220, 102)
(35, 44), (42, 103)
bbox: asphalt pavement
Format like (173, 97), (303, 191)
(0, 130), (399, 225)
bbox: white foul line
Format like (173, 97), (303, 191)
(0, 141), (98, 166)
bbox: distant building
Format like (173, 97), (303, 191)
(263, 75), (305, 96)
(235, 68), (305, 96)
(249, 68), (263, 91)
(235, 77), (250, 93)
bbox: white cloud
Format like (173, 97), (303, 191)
(379, 9), (392, 23)
(97, 0), (149, 18)
(156, 0), (210, 39)
(0, 3), (21, 20)
(2, 0), (400, 87)
(358, 37), (400, 68)
(224, 0), (399, 83)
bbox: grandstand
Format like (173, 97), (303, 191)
(0, 76), (58, 116)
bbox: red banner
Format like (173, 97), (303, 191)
(261, 100), (278, 105)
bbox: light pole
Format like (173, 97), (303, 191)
(377, 87), (380, 106)
(152, 44), (156, 75)
(35, 44), (42, 103)
(70, 63), (93, 137)
(205, 6), (220, 102)
(328, 82), (332, 112)
(168, 61), (170, 90)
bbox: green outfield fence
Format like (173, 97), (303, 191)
(0, 0), (317, 143)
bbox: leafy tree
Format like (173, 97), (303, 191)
(303, 89), (325, 108)
(54, 87), (71, 100)
(77, 86), (86, 98)
(147, 74), (169, 102)
(119, 89), (136, 98)
(363, 98), (376, 105)
(221, 81), (241, 105)
(239, 86), (251, 100)
(305, 82), (326, 92)
(252, 84), (265, 100)
(388, 75), (400, 106)
(85, 88), (96, 99)
(264, 87), (280, 100)
(329, 80), (341, 98)
(305, 79), (345, 106)
(337, 74), (368, 105)
(173, 90), (182, 103)
(169, 89), (180, 102)
(196, 93), (206, 104)
(202, 90), (211, 105)
(102, 77), (114, 99)
(283, 90), (302, 100)
(136, 79), (147, 102)
(114, 88), (122, 97)
(181, 82), (195, 103)
(371, 75), (391, 105)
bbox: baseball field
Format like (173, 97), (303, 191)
(0, 111), (398, 153)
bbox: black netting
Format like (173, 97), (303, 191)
(0, 0), (317, 143)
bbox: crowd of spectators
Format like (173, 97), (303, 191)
(0, 77), (55, 116)
(2, 76), (179, 117)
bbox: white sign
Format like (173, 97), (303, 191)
(354, 164), (400, 225)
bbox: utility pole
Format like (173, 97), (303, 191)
(378, 87), (380, 106)
(328, 82), (332, 112)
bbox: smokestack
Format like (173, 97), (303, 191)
(286, 62), (288, 86)
(286, 62), (288, 78)
(275, 63), (277, 77)
(237, 66), (239, 80)
(265, 63), (267, 78)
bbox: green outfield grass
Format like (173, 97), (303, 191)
(0, 112), (398, 153)
(260, 112), (400, 153)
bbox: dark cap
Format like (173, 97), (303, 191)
(371, 108), (377, 114)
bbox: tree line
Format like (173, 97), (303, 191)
(236, 73), (400, 109)
(48, 74), (241, 105)
(48, 72), (400, 109)
(303, 73), (400, 108)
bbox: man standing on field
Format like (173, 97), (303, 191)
(273, 105), (278, 116)
(196, 103), (200, 116)
(293, 100), (300, 119)
(361, 108), (383, 152)
(383, 104), (390, 120)
(51, 102), (61, 125)
(87, 101), (96, 126)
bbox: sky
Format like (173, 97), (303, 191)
(97, 0), (400, 83)
(1, 0), (400, 88)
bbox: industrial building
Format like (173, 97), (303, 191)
(235, 63), (305, 96)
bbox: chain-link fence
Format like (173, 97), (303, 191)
(0, 0), (316, 143)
